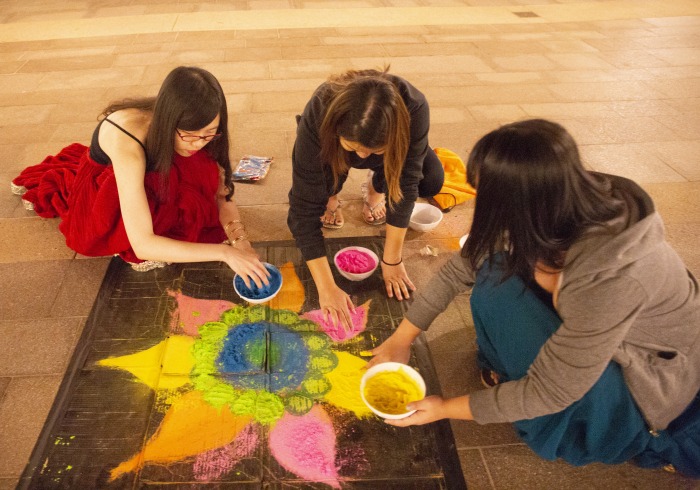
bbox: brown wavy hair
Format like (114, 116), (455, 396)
(318, 67), (410, 207)
(102, 66), (233, 200)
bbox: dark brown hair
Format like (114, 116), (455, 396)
(318, 68), (410, 207)
(464, 119), (623, 280)
(102, 66), (233, 200)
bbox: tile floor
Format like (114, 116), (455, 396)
(1, 1), (700, 488)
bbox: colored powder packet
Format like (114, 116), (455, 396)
(232, 155), (274, 182)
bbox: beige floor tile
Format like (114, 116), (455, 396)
(239, 203), (293, 243)
(0, 219), (75, 263)
(0, 86), (108, 107)
(0, 72), (42, 94)
(521, 101), (617, 118)
(223, 46), (283, 62)
(326, 35), (425, 47)
(0, 375), (63, 477)
(0, 378), (9, 399)
(475, 71), (544, 84)
(546, 52), (617, 70)
(539, 39), (599, 53)
(231, 129), (288, 159)
(596, 49), (671, 69)
(457, 449), (494, 490)
(0, 59), (24, 73)
(113, 51), (176, 67)
(548, 80), (663, 102)
(268, 58), (353, 79)
(1, 317), (84, 375)
(220, 77), (321, 94)
(0, 123), (59, 145)
(36, 66), (147, 91)
(649, 47), (700, 66)
(608, 99), (681, 117)
(18, 55), (114, 73)
(282, 43), (388, 59)
(48, 121), (97, 143)
(47, 100), (107, 124)
(0, 478), (19, 489)
(50, 258), (112, 317)
(655, 113), (700, 140)
(467, 104), (528, 121)
(0, 103), (53, 125)
(639, 141), (700, 182)
(663, 222), (700, 275)
(581, 143), (686, 183)
(488, 445), (698, 488)
(251, 90), (312, 113)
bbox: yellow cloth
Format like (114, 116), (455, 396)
(432, 147), (476, 210)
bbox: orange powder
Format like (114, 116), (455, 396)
(363, 369), (423, 415)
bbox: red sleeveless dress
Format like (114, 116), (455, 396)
(12, 144), (226, 263)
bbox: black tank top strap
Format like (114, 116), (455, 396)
(89, 117), (147, 165)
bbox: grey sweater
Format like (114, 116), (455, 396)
(405, 179), (700, 431)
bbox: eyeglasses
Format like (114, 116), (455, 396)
(176, 129), (222, 143)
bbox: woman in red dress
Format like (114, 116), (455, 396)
(12, 66), (269, 287)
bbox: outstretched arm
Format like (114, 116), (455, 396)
(104, 118), (269, 287)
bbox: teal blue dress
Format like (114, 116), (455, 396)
(470, 257), (700, 477)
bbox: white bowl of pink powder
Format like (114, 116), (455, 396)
(333, 246), (378, 281)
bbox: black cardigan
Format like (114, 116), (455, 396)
(287, 74), (431, 262)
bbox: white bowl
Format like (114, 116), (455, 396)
(233, 262), (283, 304)
(360, 362), (426, 420)
(459, 233), (469, 248)
(334, 246), (379, 281)
(409, 202), (443, 232)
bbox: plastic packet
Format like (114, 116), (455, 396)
(232, 155), (274, 182)
(419, 245), (438, 257)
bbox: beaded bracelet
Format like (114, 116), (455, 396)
(381, 257), (402, 266)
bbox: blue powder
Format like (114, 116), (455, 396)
(234, 263), (282, 300)
(217, 322), (310, 391)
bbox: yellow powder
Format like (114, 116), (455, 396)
(323, 351), (372, 418)
(98, 336), (194, 391)
(363, 369), (423, 415)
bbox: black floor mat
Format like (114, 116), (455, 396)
(18, 238), (466, 489)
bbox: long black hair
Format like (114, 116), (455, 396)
(463, 119), (623, 280)
(103, 66), (233, 200)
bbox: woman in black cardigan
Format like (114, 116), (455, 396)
(288, 68), (444, 330)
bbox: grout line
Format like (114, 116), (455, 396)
(479, 447), (498, 490)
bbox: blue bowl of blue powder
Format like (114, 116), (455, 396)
(233, 262), (283, 304)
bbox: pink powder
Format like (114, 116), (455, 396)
(336, 250), (376, 274)
(168, 291), (235, 336)
(302, 301), (370, 342)
(193, 423), (259, 481)
(269, 405), (340, 488)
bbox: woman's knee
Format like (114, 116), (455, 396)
(418, 147), (445, 197)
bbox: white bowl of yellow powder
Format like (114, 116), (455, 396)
(360, 362), (426, 420)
